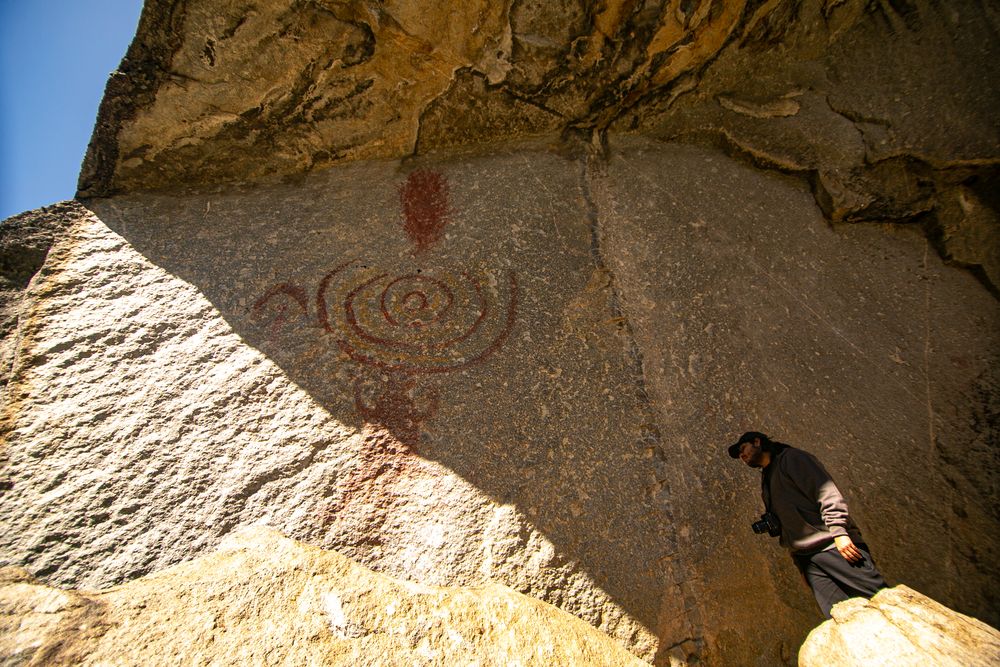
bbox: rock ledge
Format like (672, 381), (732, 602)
(799, 585), (1000, 667)
(0, 526), (648, 666)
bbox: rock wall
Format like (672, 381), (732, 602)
(800, 586), (1000, 667)
(593, 139), (999, 661)
(78, 0), (1000, 293)
(3, 138), (997, 665)
(2, 0), (999, 665)
(0, 526), (648, 666)
(2, 147), (690, 662)
(628, 0), (1000, 292)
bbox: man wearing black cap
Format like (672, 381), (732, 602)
(729, 431), (887, 618)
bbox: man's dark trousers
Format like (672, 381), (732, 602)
(792, 544), (887, 618)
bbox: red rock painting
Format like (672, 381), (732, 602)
(252, 283), (309, 340)
(317, 261), (517, 375)
(255, 260), (516, 449)
(318, 426), (417, 536)
(353, 372), (439, 449)
(399, 170), (449, 252)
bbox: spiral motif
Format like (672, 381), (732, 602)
(317, 260), (517, 374)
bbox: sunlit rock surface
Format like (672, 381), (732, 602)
(2, 0), (999, 665)
(0, 526), (648, 666)
(2, 149), (683, 663)
(3, 138), (997, 665)
(799, 586), (1000, 667)
(80, 0), (779, 195)
(79, 0), (1000, 289)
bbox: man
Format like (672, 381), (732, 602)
(728, 431), (887, 618)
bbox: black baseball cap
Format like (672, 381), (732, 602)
(727, 431), (768, 458)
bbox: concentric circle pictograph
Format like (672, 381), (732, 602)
(317, 260), (517, 374)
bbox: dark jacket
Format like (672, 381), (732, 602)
(761, 446), (864, 554)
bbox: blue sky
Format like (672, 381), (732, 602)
(0, 0), (143, 220)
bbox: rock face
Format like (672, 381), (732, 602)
(628, 0), (1000, 292)
(2, 0), (999, 666)
(79, 0), (1000, 292)
(0, 203), (78, 392)
(0, 526), (648, 666)
(3, 138), (997, 665)
(2, 148), (687, 663)
(799, 586), (1000, 667)
(80, 0), (780, 196)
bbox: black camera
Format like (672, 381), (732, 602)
(751, 512), (781, 537)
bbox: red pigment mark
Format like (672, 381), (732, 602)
(318, 427), (416, 538)
(347, 273), (478, 354)
(337, 272), (518, 375)
(317, 263), (517, 371)
(402, 291), (428, 312)
(253, 283), (309, 340)
(316, 260), (359, 334)
(379, 275), (454, 329)
(948, 354), (970, 369)
(399, 170), (449, 252)
(353, 372), (439, 449)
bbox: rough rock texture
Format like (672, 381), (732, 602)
(78, 0), (1000, 292)
(0, 526), (648, 666)
(799, 586), (1000, 667)
(0, 203), (81, 392)
(2, 150), (688, 663)
(80, 0), (788, 195)
(3, 139), (997, 665)
(3, 0), (999, 665)
(626, 0), (1000, 292)
(592, 138), (1000, 662)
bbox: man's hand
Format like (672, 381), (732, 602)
(834, 535), (863, 563)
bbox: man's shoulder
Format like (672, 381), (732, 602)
(775, 445), (820, 469)
(778, 444), (805, 457)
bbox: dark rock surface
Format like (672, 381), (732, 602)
(1, 0), (998, 665)
(2, 138), (997, 665)
(78, 0), (1000, 291)
(592, 138), (999, 662)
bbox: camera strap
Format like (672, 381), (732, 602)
(760, 447), (785, 514)
(760, 467), (774, 514)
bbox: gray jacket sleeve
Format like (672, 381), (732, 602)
(783, 449), (851, 538)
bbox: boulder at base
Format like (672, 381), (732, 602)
(0, 526), (648, 666)
(799, 585), (1000, 667)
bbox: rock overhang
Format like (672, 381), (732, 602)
(77, 1), (1000, 292)
(76, 0), (848, 197)
(2, 1), (998, 666)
